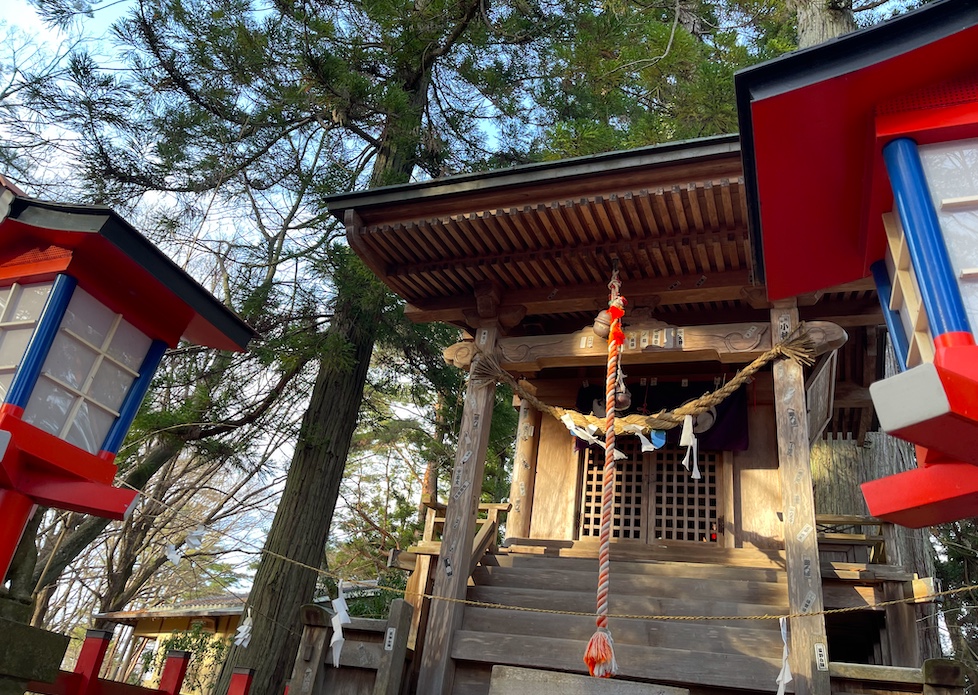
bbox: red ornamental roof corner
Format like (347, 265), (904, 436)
(0, 192), (256, 352)
(736, 0), (978, 301)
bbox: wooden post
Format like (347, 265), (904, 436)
(771, 301), (830, 695)
(372, 599), (413, 695)
(74, 629), (113, 694)
(883, 581), (922, 666)
(405, 553), (433, 651)
(923, 659), (967, 695)
(417, 322), (499, 695)
(288, 604), (333, 695)
(506, 386), (541, 541)
(227, 667), (255, 695)
(879, 516), (923, 666)
(157, 650), (191, 695)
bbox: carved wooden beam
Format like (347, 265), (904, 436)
(444, 319), (847, 372)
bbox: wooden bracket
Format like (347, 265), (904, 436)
(741, 285), (770, 309)
(464, 285), (525, 335)
(474, 282), (502, 318)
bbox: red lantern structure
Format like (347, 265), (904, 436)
(737, 0), (978, 527)
(0, 179), (254, 582)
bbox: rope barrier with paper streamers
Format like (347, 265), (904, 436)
(470, 323), (816, 435)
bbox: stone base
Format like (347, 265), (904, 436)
(0, 597), (69, 695)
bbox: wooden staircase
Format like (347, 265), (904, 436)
(449, 545), (792, 695)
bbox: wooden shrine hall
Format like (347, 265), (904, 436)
(326, 132), (949, 695)
(320, 5), (978, 693)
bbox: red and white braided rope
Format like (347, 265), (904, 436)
(596, 324), (619, 630)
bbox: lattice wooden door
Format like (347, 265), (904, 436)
(650, 446), (722, 544)
(579, 440), (723, 544)
(579, 438), (645, 541)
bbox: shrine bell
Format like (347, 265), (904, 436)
(736, 0), (978, 527)
(0, 178), (254, 581)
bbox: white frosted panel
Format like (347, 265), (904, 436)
(12, 283), (52, 321)
(89, 362), (133, 411)
(46, 334), (97, 390)
(0, 286), (11, 318)
(107, 319), (151, 371)
(0, 327), (35, 367)
(62, 287), (115, 348)
(64, 401), (114, 454)
(898, 309), (913, 351)
(23, 376), (73, 436)
(0, 373), (12, 400)
(919, 138), (978, 336)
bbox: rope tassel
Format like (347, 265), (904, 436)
(584, 627), (619, 678)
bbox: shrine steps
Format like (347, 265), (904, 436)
(501, 538), (788, 568)
(449, 550), (790, 695)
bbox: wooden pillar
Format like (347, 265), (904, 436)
(157, 650), (191, 695)
(883, 581), (922, 667)
(417, 323), (499, 695)
(771, 301), (830, 695)
(75, 628), (113, 694)
(923, 659), (967, 695)
(372, 599), (413, 695)
(505, 384), (541, 541)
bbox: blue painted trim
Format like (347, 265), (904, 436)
(100, 339), (167, 455)
(883, 138), (971, 337)
(6, 274), (77, 408)
(871, 261), (908, 372)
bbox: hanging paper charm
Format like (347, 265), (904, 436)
(234, 608), (253, 648)
(185, 526), (206, 550)
(680, 414), (700, 479)
(776, 617), (792, 695)
(330, 584), (352, 668)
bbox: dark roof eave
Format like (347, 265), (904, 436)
(7, 197), (257, 350)
(94, 605), (245, 623)
(327, 134), (742, 220)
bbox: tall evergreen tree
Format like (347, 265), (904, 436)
(18, 0), (570, 689)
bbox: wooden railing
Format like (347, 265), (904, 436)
(830, 659), (967, 695)
(816, 514), (939, 668)
(816, 514), (889, 564)
(389, 498), (510, 575)
(386, 497), (510, 651)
